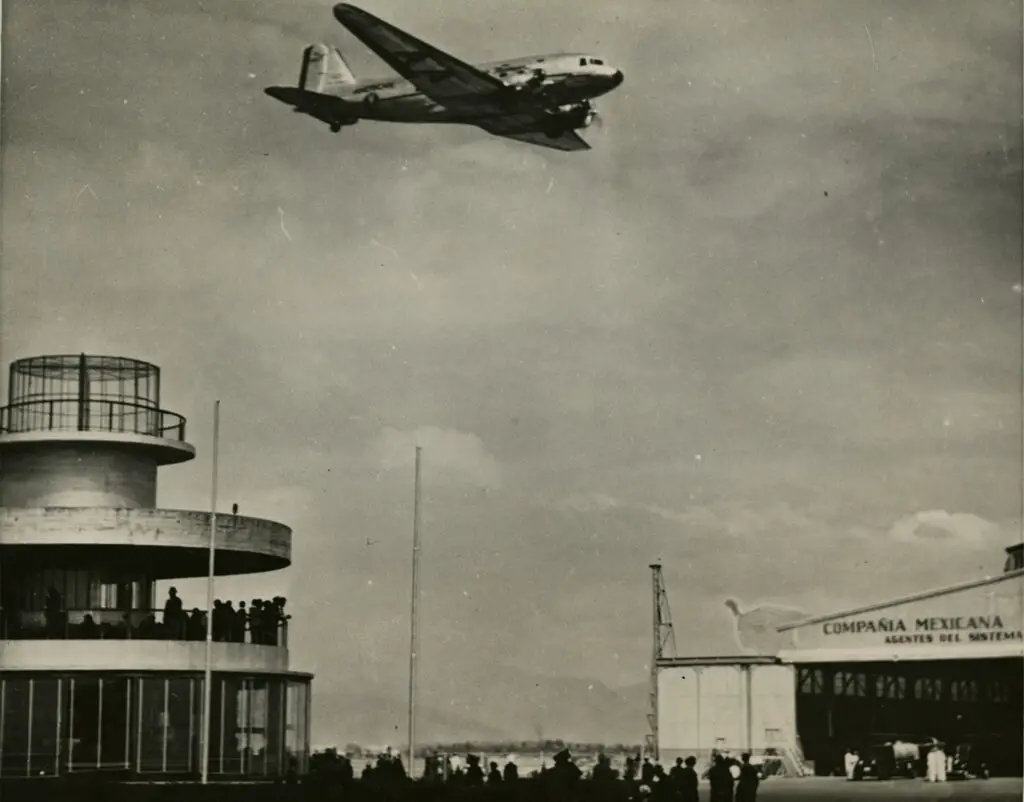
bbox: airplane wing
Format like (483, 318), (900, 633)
(474, 112), (592, 152)
(483, 127), (592, 152)
(334, 4), (516, 116)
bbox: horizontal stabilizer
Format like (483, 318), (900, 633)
(264, 86), (355, 126)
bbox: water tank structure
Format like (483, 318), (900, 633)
(0, 354), (312, 779)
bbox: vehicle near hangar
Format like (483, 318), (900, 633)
(851, 738), (924, 780)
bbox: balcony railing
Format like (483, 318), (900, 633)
(0, 607), (288, 647)
(0, 398), (187, 441)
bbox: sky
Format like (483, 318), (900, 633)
(2, 0), (1022, 743)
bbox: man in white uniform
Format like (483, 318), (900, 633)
(843, 748), (859, 780)
(926, 740), (947, 782)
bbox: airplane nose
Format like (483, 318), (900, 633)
(611, 70), (624, 87)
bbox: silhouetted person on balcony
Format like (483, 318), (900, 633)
(164, 587), (184, 638)
(44, 587), (63, 637)
(234, 601), (248, 642)
(258, 599), (273, 645)
(187, 608), (204, 640)
(642, 756), (656, 785)
(503, 756), (520, 782)
(212, 599), (228, 641)
(273, 596), (290, 645)
(249, 598), (264, 643)
(223, 601), (237, 641)
(79, 614), (99, 639)
(138, 613), (158, 638)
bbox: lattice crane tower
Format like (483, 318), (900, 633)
(646, 563), (677, 761)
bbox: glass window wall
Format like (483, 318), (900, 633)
(29, 679), (60, 776)
(0, 674), (310, 779)
(165, 679), (194, 773)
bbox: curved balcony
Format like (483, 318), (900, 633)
(0, 398), (186, 440)
(0, 507), (292, 576)
(0, 399), (195, 465)
(0, 607), (291, 673)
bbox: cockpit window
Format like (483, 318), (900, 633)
(589, 58), (604, 66)
(579, 57), (587, 67)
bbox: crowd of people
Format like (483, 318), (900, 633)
(308, 747), (762, 802)
(0, 586), (290, 645)
(162, 587), (290, 645)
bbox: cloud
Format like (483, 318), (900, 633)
(371, 426), (502, 488)
(555, 492), (822, 538)
(888, 510), (1006, 547)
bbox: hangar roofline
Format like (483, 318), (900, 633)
(777, 568), (1024, 632)
(656, 655), (780, 667)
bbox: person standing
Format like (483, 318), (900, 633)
(735, 754), (759, 802)
(679, 756), (700, 802)
(843, 748), (859, 780)
(708, 754), (734, 802)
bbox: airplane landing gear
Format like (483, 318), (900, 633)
(330, 122), (343, 133)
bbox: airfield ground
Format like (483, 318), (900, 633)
(752, 776), (1023, 800)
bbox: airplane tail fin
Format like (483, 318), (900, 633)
(299, 44), (357, 93)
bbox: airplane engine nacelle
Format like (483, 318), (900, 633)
(556, 101), (597, 130)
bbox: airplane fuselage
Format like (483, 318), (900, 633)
(330, 53), (622, 124)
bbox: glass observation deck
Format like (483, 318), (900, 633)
(0, 607), (289, 647)
(0, 354), (186, 441)
(0, 568), (290, 645)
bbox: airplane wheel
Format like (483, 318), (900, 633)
(330, 122), (342, 133)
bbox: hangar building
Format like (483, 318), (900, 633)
(656, 543), (1023, 776)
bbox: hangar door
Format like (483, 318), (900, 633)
(795, 658), (1022, 776)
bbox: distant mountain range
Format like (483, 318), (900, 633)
(309, 600), (816, 747)
(311, 665), (648, 748)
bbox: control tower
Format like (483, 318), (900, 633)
(0, 354), (312, 779)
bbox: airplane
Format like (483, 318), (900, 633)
(264, 3), (624, 152)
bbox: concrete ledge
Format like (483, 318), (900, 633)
(0, 507), (291, 575)
(0, 430), (196, 465)
(0, 638), (291, 673)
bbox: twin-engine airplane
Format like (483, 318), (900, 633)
(265, 3), (624, 152)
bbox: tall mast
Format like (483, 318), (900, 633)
(407, 446), (423, 772)
(201, 399), (221, 784)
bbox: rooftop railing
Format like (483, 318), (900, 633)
(0, 398), (187, 441)
(0, 607), (288, 647)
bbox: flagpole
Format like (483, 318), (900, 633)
(201, 399), (221, 785)
(407, 446), (422, 774)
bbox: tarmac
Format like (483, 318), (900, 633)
(751, 776), (1023, 799)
